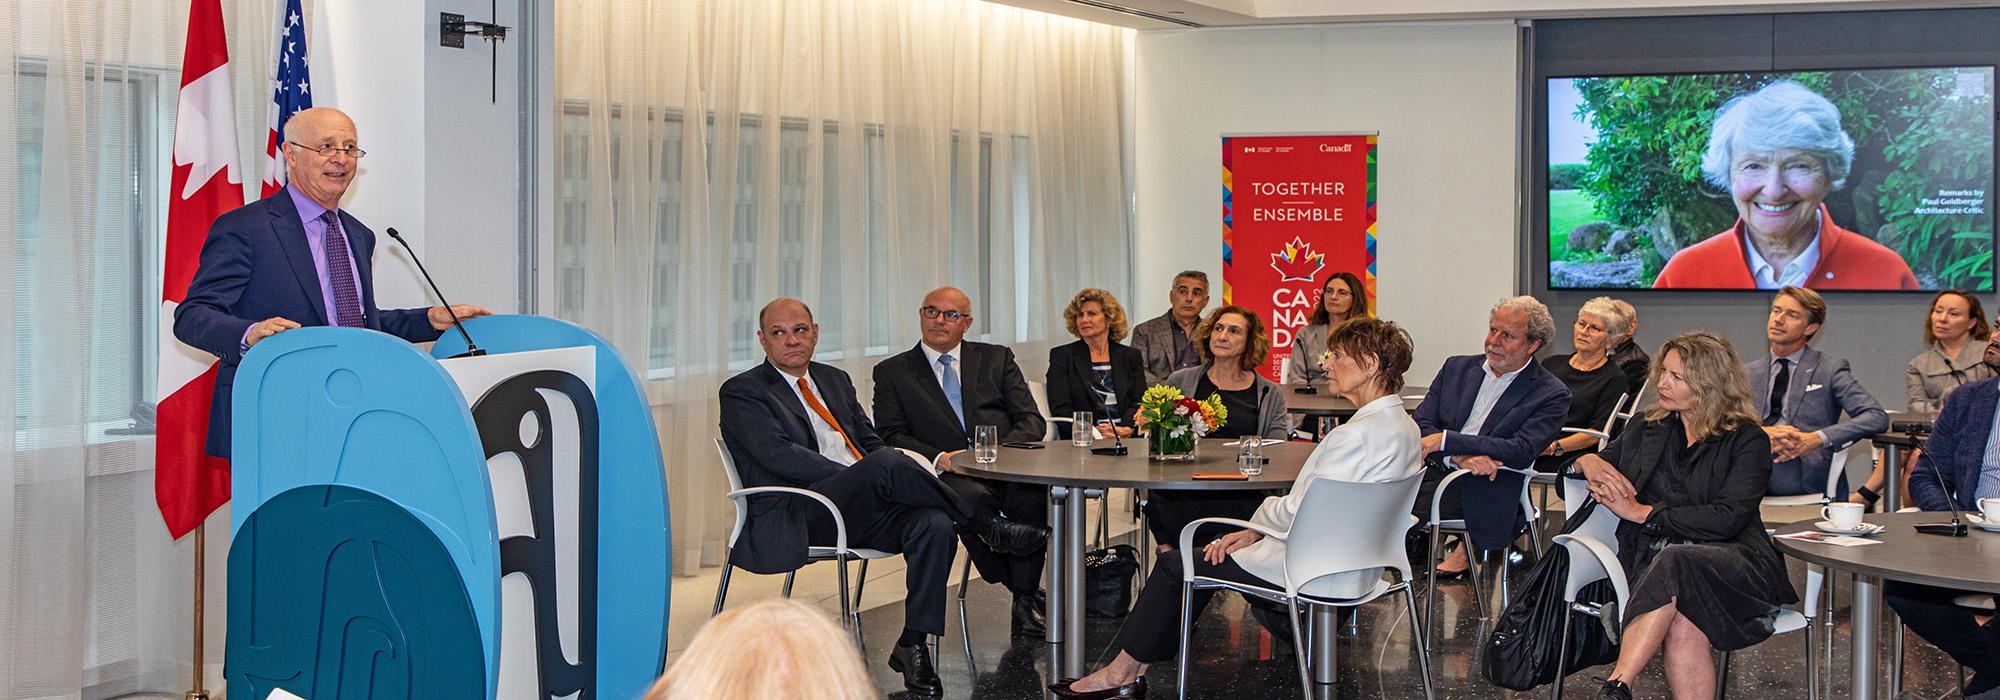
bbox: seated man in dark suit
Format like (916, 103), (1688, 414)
(1745, 286), (1887, 496)
(874, 286), (1053, 638)
(1413, 296), (1571, 576)
(718, 298), (1044, 696)
(1129, 271), (1210, 386)
(1891, 374), (2000, 699)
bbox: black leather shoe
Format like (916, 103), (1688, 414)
(1591, 677), (1632, 700)
(980, 516), (1051, 556)
(1012, 593), (1047, 638)
(888, 642), (943, 696)
(1048, 675), (1147, 699)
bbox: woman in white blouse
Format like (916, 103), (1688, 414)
(1050, 317), (1422, 700)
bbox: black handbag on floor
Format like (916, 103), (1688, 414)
(1481, 499), (1621, 691)
(1084, 544), (1139, 617)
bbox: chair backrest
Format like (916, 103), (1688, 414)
(1282, 471), (1426, 596)
(1612, 376), (1654, 433)
(1598, 392), (1631, 436)
(1279, 355), (1293, 385)
(1825, 443), (1859, 497)
(1027, 380), (1057, 441)
(715, 438), (750, 544)
(1555, 532), (1629, 610)
(1561, 478), (1621, 547)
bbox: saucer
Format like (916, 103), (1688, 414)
(1814, 520), (1884, 536)
(1968, 513), (2000, 533)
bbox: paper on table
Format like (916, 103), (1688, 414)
(1225, 438), (1284, 447)
(268, 690), (308, 700)
(1775, 531), (1881, 547)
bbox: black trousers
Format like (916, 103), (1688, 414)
(1411, 461), (1527, 552)
(807, 451), (969, 636)
(1111, 551), (1276, 663)
(1885, 581), (2000, 693)
(940, 471), (1047, 595)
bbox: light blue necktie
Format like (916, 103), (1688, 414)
(938, 354), (966, 430)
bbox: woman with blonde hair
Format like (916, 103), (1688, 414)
(1576, 332), (1798, 699)
(1048, 288), (1145, 440)
(644, 599), (875, 700)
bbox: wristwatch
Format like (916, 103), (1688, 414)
(1552, 443), (1566, 458)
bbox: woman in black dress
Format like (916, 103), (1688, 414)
(1576, 331), (1799, 699)
(1047, 288), (1145, 440)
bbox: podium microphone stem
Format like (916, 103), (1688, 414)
(187, 522), (209, 700)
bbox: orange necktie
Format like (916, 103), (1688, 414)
(798, 377), (864, 461)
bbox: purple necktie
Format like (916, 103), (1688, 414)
(321, 210), (364, 328)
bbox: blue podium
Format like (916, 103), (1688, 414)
(224, 315), (670, 700)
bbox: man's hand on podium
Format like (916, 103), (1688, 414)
(246, 316), (302, 348)
(428, 304), (495, 331)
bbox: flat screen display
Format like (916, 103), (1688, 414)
(1546, 67), (1994, 291)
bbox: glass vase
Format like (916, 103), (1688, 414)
(1147, 428), (1198, 462)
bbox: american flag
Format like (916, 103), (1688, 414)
(260, 0), (312, 198)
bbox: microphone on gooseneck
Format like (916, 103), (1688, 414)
(384, 227), (486, 359)
(1912, 436), (1969, 536)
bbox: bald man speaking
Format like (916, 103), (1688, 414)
(174, 107), (491, 458)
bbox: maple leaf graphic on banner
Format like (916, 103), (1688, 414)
(1269, 237), (1326, 282)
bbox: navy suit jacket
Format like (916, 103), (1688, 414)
(1744, 346), (1888, 496)
(1415, 354), (1571, 549)
(718, 361), (895, 573)
(1911, 376), (1998, 513)
(172, 191), (440, 458)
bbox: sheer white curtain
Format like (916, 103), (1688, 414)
(554, 0), (1131, 573)
(2, 0), (276, 696)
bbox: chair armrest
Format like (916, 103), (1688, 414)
(1559, 427), (1609, 443)
(1429, 468), (1477, 521)
(1176, 517), (1287, 581)
(728, 486), (850, 551)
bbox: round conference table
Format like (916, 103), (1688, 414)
(951, 438), (1325, 696)
(1772, 512), (2000, 699)
(1282, 383), (1427, 419)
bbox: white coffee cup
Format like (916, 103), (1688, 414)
(1980, 497), (2000, 522)
(1821, 502), (1865, 530)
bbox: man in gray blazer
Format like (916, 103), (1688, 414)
(1129, 270), (1210, 386)
(1746, 286), (1888, 496)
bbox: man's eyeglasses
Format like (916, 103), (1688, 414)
(920, 306), (970, 322)
(288, 141), (368, 159)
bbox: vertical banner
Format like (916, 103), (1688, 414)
(1222, 133), (1377, 383)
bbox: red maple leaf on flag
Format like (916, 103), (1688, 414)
(1269, 237), (1326, 282)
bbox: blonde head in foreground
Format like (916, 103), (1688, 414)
(644, 598), (875, 699)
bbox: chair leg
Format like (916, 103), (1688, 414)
(1177, 583), (1196, 700)
(1287, 599), (1314, 700)
(1552, 607), (1574, 700)
(712, 559), (735, 616)
(782, 570), (798, 598)
(853, 559), (872, 629)
(1402, 586), (1436, 700)
(1804, 622), (1817, 700)
(956, 554), (975, 673)
(1713, 650), (1730, 700)
(1095, 492), (1111, 549)
(1464, 544), (1488, 620)
(1425, 523), (1442, 652)
(1499, 546), (1513, 610)
(837, 557), (857, 648)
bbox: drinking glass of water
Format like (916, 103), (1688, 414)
(1238, 438), (1264, 476)
(1071, 411), (1094, 447)
(974, 425), (999, 464)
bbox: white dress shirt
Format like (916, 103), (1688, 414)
(776, 366), (859, 467)
(1230, 395), (1423, 599)
(1743, 224), (1823, 290)
(919, 342), (963, 393)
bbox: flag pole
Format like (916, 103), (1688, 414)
(188, 522), (210, 700)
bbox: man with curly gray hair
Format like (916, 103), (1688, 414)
(1653, 80), (1917, 290)
(1410, 295), (1572, 578)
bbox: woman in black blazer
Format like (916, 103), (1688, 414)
(1576, 332), (1798, 700)
(1047, 289), (1145, 441)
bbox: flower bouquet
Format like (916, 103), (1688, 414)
(1134, 385), (1227, 462)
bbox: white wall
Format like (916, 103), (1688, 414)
(1134, 21), (1520, 380)
(313, 0), (522, 315)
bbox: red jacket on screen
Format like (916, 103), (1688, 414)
(1652, 206), (1919, 290)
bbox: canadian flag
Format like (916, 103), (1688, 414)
(157, 0), (244, 539)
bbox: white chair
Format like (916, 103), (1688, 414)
(1550, 526), (1821, 699)
(1172, 474), (1435, 700)
(1279, 355), (1294, 385)
(1423, 464), (1542, 650)
(710, 438), (895, 645)
(1761, 443), (1860, 510)
(1531, 390), (1632, 548)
